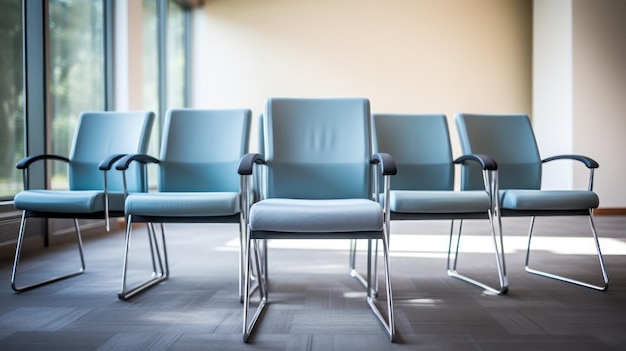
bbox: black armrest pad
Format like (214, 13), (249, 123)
(454, 153), (498, 170)
(115, 154), (160, 170)
(99, 153), (127, 171)
(542, 154), (599, 168)
(370, 153), (397, 175)
(16, 154), (69, 169)
(238, 153), (265, 175)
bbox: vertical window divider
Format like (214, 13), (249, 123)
(104, 0), (114, 110)
(157, 0), (167, 142)
(22, 0), (49, 244)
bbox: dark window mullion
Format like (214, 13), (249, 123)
(23, 0), (48, 191)
(157, 0), (167, 130)
(104, 0), (114, 110)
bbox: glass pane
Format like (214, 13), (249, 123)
(0, 0), (24, 199)
(49, 0), (104, 189)
(167, 0), (187, 109)
(141, 0), (188, 188)
(143, 0), (159, 122)
(142, 0), (159, 187)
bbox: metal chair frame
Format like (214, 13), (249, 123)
(11, 111), (154, 292)
(239, 156), (396, 342)
(456, 113), (609, 291)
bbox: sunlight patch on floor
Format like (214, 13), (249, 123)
(219, 235), (626, 256)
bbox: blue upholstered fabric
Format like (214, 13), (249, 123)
(263, 98), (372, 200)
(124, 192), (240, 217)
(500, 189), (599, 210)
(70, 112), (154, 192)
(389, 190), (491, 213)
(249, 198), (383, 233)
(455, 113), (599, 211)
(372, 114), (492, 215)
(124, 108), (251, 218)
(14, 190), (106, 213)
(158, 109), (250, 193)
(455, 113), (541, 191)
(373, 114), (454, 190)
(249, 97), (382, 234)
(14, 111), (154, 214)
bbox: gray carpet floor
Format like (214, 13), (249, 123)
(0, 216), (625, 350)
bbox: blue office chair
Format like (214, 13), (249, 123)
(115, 108), (251, 300)
(12, 111), (155, 292)
(455, 113), (608, 291)
(370, 113), (507, 295)
(238, 98), (397, 342)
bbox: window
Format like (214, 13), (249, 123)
(167, 0), (188, 110)
(49, 0), (105, 189)
(143, 0), (190, 138)
(0, 0), (191, 246)
(143, 0), (159, 123)
(1, 0), (189, 209)
(143, 0), (190, 186)
(0, 0), (24, 199)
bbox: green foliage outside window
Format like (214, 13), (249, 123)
(49, 0), (105, 189)
(0, 0), (24, 198)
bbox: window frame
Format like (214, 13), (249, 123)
(0, 0), (191, 245)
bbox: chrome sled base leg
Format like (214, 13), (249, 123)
(118, 217), (169, 300)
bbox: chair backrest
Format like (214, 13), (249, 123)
(373, 114), (454, 191)
(158, 109), (251, 192)
(256, 113), (265, 156)
(263, 97), (372, 199)
(455, 113), (541, 190)
(69, 111), (154, 192)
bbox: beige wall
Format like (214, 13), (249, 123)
(190, 0), (532, 156)
(573, 0), (626, 207)
(534, 0), (626, 208)
(189, 0), (626, 208)
(533, 0), (574, 188)
(114, 0), (144, 111)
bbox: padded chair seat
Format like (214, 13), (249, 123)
(124, 192), (240, 217)
(500, 189), (599, 210)
(389, 190), (491, 213)
(249, 198), (383, 233)
(14, 190), (106, 213)
(11, 111), (155, 293)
